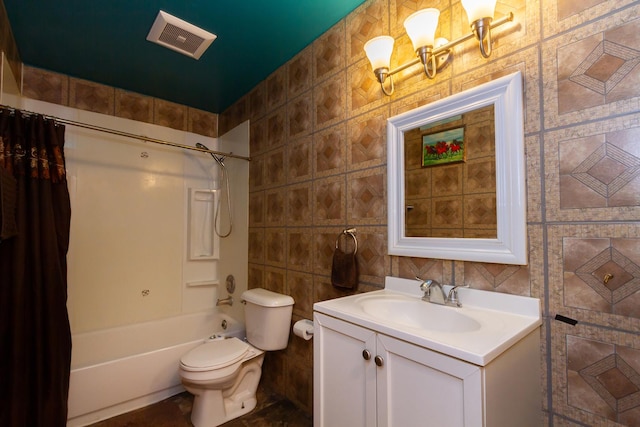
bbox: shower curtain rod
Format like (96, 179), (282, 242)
(0, 104), (251, 162)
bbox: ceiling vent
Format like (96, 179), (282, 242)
(147, 11), (217, 60)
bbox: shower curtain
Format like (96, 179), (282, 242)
(0, 108), (72, 426)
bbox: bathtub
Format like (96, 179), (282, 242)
(67, 311), (244, 427)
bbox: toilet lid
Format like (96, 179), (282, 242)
(181, 337), (249, 371)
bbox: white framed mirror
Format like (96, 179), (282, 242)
(387, 71), (527, 264)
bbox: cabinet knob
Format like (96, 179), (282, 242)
(362, 349), (371, 360)
(374, 355), (384, 367)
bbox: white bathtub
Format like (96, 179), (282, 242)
(67, 311), (244, 427)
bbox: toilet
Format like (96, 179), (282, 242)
(178, 288), (294, 427)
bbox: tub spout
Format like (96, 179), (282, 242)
(216, 296), (233, 306)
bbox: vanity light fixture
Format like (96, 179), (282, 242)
(364, 1), (514, 95)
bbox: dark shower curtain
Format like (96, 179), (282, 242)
(0, 108), (72, 426)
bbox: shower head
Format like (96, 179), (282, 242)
(196, 142), (225, 166)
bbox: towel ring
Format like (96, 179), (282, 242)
(335, 228), (357, 255)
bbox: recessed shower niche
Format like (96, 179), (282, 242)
(188, 188), (220, 261)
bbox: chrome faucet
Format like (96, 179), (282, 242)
(216, 295), (233, 306)
(418, 278), (447, 305)
(418, 277), (469, 307)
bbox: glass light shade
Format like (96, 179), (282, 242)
(364, 35), (394, 70)
(461, 0), (497, 24)
(403, 8), (440, 51)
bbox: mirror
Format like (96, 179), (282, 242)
(387, 72), (527, 264)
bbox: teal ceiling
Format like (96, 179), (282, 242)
(3, 0), (366, 113)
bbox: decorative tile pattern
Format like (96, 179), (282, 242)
(249, 191), (264, 226)
(69, 78), (115, 115)
(287, 182), (312, 227)
(286, 136), (312, 184)
(354, 227), (389, 286)
(312, 228), (343, 276)
(265, 229), (287, 268)
(266, 67), (287, 110)
(548, 224), (640, 330)
(564, 237), (640, 318)
(314, 72), (346, 130)
(287, 228), (313, 272)
(313, 175), (345, 225)
(463, 262), (530, 296)
(21, 67), (218, 139)
(551, 322), (640, 425)
(346, 0), (388, 63)
(264, 266), (287, 294)
(545, 113), (640, 221)
(314, 124), (346, 178)
(187, 107), (218, 138)
(313, 20), (345, 82)
(347, 59), (388, 115)
(347, 106), (388, 170)
(287, 92), (313, 139)
(115, 90), (154, 124)
(347, 167), (386, 224)
(560, 132), (640, 209)
(289, 271), (313, 318)
(248, 228), (265, 264)
(265, 187), (286, 227)
(154, 99), (188, 131)
(249, 154), (265, 190)
(543, 6), (640, 129)
(288, 47), (312, 99)
(249, 83), (267, 121)
(266, 107), (287, 150)
(22, 66), (69, 106)
(264, 148), (286, 187)
(250, 118), (268, 156)
(394, 257), (445, 284)
(542, 0), (636, 36)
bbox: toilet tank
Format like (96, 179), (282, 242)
(241, 288), (294, 351)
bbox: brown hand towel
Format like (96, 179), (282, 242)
(0, 165), (18, 241)
(331, 247), (358, 289)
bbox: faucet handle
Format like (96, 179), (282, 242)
(446, 285), (469, 307)
(417, 277), (436, 294)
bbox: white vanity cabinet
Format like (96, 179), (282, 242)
(314, 312), (541, 427)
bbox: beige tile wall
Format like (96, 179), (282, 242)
(221, 0), (640, 422)
(20, 66), (218, 138)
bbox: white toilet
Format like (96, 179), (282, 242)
(178, 288), (294, 427)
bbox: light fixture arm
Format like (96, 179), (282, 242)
(471, 17), (494, 58)
(373, 67), (395, 95)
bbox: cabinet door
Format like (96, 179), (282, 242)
(314, 313), (377, 427)
(376, 334), (483, 427)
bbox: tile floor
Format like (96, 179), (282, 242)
(87, 388), (312, 427)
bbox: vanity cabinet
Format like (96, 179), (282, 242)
(314, 312), (541, 427)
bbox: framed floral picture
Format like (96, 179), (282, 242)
(421, 126), (465, 167)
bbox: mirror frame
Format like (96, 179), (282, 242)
(387, 71), (527, 264)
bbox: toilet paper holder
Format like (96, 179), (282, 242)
(293, 319), (314, 340)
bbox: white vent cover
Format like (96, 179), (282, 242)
(146, 10), (216, 60)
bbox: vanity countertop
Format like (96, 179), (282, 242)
(314, 276), (541, 366)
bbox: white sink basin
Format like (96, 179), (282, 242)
(356, 294), (481, 333)
(314, 276), (542, 366)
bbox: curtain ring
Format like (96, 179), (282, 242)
(335, 228), (358, 255)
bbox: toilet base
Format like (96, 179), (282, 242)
(184, 352), (265, 427)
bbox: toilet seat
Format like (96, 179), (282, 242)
(180, 337), (250, 372)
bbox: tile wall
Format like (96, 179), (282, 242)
(220, 0), (640, 424)
(14, 65), (219, 138)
